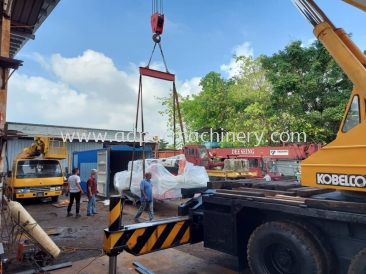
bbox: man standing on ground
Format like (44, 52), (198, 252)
(87, 169), (98, 216)
(66, 168), (84, 219)
(134, 172), (154, 222)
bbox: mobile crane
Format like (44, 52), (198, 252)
(5, 136), (67, 202)
(103, 0), (366, 273)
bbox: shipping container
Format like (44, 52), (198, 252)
(72, 146), (152, 198)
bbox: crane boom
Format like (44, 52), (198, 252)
(14, 136), (67, 160)
(342, 0), (366, 12)
(289, 0), (366, 193)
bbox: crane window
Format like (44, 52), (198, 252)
(342, 95), (360, 133)
(188, 148), (195, 156)
(16, 160), (62, 179)
(249, 159), (258, 168)
(198, 146), (208, 159)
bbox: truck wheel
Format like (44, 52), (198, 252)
(285, 219), (337, 274)
(348, 246), (366, 274)
(247, 221), (323, 274)
(51, 196), (59, 203)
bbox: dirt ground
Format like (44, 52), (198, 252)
(1, 193), (245, 274)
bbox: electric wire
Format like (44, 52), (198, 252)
(59, 246), (104, 274)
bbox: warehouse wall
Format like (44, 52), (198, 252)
(5, 139), (103, 172)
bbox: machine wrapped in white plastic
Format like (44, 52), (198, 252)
(114, 154), (209, 201)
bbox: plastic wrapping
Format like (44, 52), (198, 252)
(114, 154), (209, 201)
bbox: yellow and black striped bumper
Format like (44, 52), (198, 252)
(103, 216), (191, 256)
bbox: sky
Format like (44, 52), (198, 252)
(7, 0), (366, 143)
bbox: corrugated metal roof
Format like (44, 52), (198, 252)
(5, 121), (156, 143)
(9, 0), (61, 58)
(6, 138), (104, 171)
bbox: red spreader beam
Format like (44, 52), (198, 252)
(139, 66), (175, 81)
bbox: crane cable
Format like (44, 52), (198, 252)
(152, 0), (163, 15)
(148, 0), (168, 72)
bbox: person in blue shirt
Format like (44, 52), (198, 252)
(134, 172), (154, 222)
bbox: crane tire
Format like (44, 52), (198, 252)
(348, 246), (366, 274)
(247, 220), (323, 274)
(284, 219), (338, 274)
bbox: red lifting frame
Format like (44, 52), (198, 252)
(139, 66), (175, 81)
(137, 66), (185, 152)
(129, 66), (185, 185)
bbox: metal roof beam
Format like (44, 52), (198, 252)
(44, 0), (57, 6)
(40, 9), (48, 16)
(10, 30), (34, 40)
(10, 39), (23, 44)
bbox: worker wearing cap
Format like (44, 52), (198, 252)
(86, 169), (98, 216)
(134, 172), (154, 222)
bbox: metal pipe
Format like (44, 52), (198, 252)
(299, 0), (323, 24)
(291, 0), (321, 27)
(293, 0), (366, 66)
(109, 256), (117, 274)
(306, 0), (336, 29)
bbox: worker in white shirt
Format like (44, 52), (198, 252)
(264, 173), (271, 182)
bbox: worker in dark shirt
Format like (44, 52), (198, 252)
(86, 169), (98, 216)
(134, 172), (154, 222)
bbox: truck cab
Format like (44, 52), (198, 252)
(7, 159), (64, 202)
(5, 136), (67, 202)
(183, 144), (211, 169)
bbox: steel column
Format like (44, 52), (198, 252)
(108, 195), (121, 274)
(109, 195), (122, 232)
(0, 0), (12, 211)
(109, 256), (117, 274)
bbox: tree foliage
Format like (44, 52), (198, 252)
(156, 39), (354, 147)
(260, 40), (353, 143)
(158, 139), (169, 149)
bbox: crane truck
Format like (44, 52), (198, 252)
(5, 136), (67, 202)
(102, 0), (366, 273)
(158, 143), (321, 180)
(159, 144), (295, 181)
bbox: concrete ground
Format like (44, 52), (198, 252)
(2, 193), (249, 274)
(49, 248), (237, 274)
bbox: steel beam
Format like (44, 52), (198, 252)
(10, 38), (23, 44)
(10, 30), (35, 40)
(139, 66), (175, 81)
(44, 0), (57, 6)
(40, 9), (48, 16)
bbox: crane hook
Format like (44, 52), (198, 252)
(153, 33), (161, 43)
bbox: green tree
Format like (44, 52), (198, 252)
(260, 40), (353, 143)
(158, 139), (169, 149)
(155, 91), (195, 149)
(222, 55), (282, 147)
(182, 71), (234, 132)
